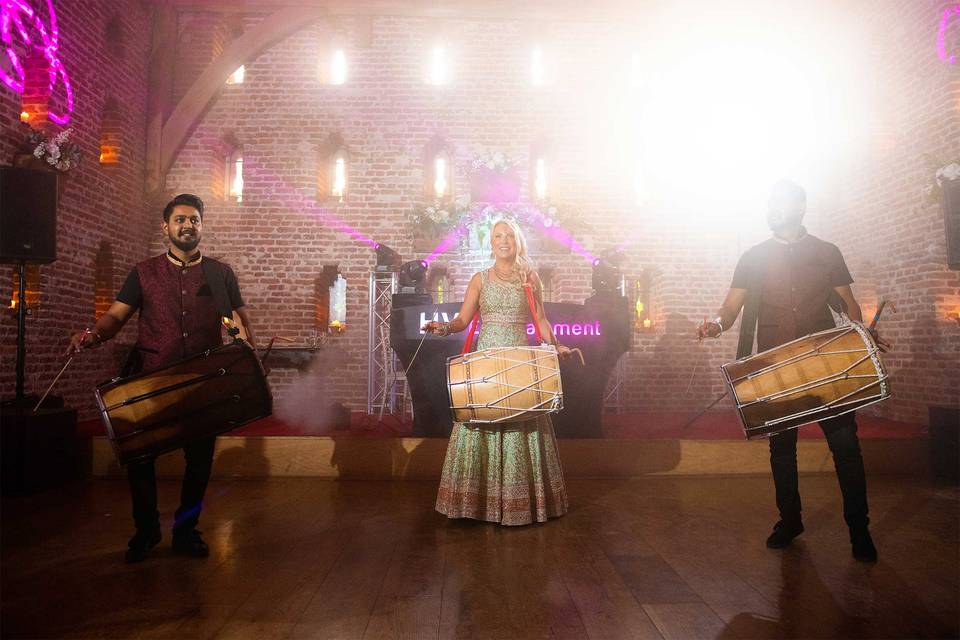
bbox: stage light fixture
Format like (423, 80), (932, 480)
(375, 243), (402, 271)
(591, 257), (622, 295)
(399, 259), (429, 291)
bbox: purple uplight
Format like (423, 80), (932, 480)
(1, 0), (74, 124)
(533, 220), (597, 264)
(424, 226), (466, 264)
(938, 4), (960, 64)
(243, 158), (379, 249)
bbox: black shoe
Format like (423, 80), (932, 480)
(172, 528), (209, 557)
(851, 528), (877, 563)
(125, 529), (161, 563)
(766, 520), (804, 549)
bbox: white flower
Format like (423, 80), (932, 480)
(33, 144), (44, 158)
(46, 155), (57, 165)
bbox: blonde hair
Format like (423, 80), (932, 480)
(490, 219), (534, 282)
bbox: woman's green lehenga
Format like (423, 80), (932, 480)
(436, 270), (568, 526)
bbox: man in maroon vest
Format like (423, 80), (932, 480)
(698, 180), (887, 563)
(68, 194), (257, 563)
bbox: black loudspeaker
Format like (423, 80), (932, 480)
(929, 406), (959, 484)
(944, 178), (960, 271)
(0, 166), (59, 264)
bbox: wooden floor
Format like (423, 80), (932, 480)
(2, 476), (957, 639)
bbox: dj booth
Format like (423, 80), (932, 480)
(390, 294), (630, 437)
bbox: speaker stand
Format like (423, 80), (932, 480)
(2, 260), (38, 410)
(15, 259), (26, 403)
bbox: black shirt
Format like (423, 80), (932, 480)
(731, 231), (853, 351)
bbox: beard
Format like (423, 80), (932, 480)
(766, 210), (802, 233)
(170, 231), (200, 252)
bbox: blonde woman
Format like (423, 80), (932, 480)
(424, 219), (573, 525)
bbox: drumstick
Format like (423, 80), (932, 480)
(33, 356), (74, 413)
(406, 305), (440, 377)
(868, 299), (896, 330)
(34, 328), (93, 413)
(680, 391), (729, 429)
(259, 335), (295, 368)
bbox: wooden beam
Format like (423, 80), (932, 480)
(143, 0), (643, 22)
(144, 3), (177, 194)
(158, 6), (327, 183)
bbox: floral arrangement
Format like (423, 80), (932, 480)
(936, 162), (960, 186)
(25, 126), (82, 172)
(407, 196), (470, 235)
(470, 150), (520, 175)
(922, 154), (960, 205)
(459, 202), (589, 251)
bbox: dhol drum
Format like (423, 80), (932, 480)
(95, 340), (272, 465)
(447, 345), (563, 424)
(721, 322), (890, 440)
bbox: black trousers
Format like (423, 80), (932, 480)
(768, 412), (869, 531)
(126, 436), (216, 534)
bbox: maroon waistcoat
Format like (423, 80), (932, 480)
(136, 254), (225, 371)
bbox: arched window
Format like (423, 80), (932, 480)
(319, 133), (350, 202)
(530, 138), (554, 202)
(105, 15), (125, 58)
(99, 98), (122, 166)
(226, 65), (245, 85)
(424, 136), (454, 201)
(94, 241), (114, 317)
(427, 43), (448, 86)
(224, 146), (243, 203)
(19, 51), (50, 124)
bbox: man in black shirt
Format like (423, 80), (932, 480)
(68, 194), (256, 563)
(699, 180), (886, 562)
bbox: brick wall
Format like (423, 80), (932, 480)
(160, 4), (958, 428)
(823, 0), (960, 423)
(0, 0), (154, 416)
(4, 2), (954, 428)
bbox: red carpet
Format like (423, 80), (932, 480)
(79, 410), (926, 440)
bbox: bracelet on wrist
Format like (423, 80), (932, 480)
(712, 316), (724, 337)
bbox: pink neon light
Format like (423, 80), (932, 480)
(527, 321), (602, 337)
(1, 0), (74, 124)
(938, 4), (960, 64)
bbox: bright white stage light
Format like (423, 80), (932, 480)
(625, 5), (867, 219)
(531, 47), (545, 86)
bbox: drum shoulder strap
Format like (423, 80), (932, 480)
(523, 276), (544, 344)
(201, 258), (234, 320)
(736, 245), (771, 360)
